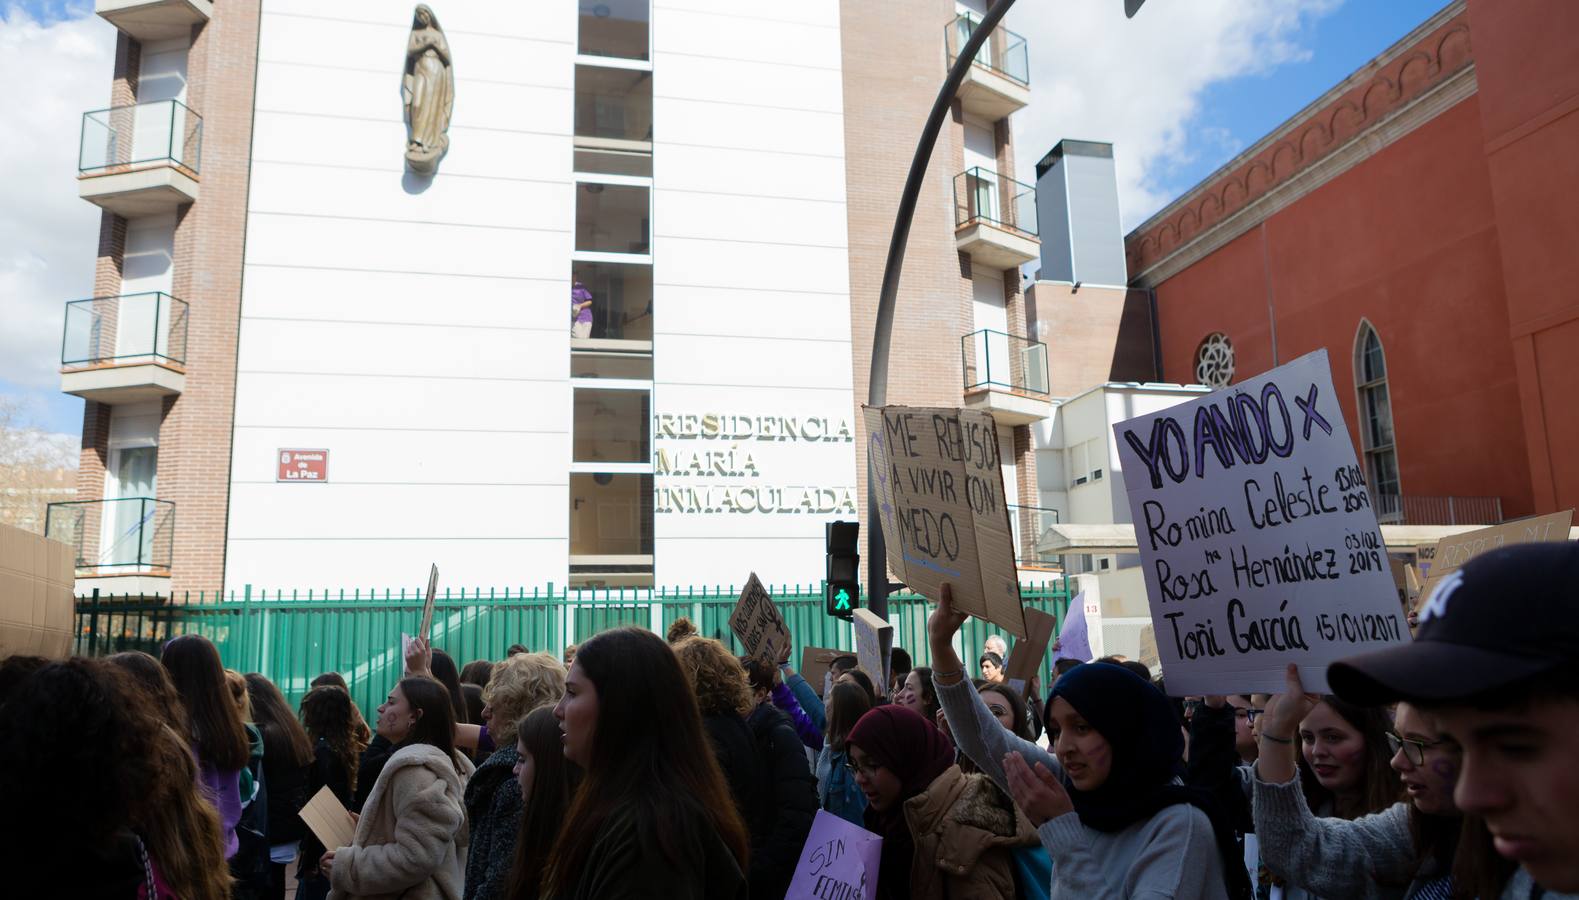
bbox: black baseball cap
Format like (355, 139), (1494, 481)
(1328, 541), (1579, 706)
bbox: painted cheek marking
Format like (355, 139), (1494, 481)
(1428, 759), (1459, 784)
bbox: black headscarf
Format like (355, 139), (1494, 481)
(1050, 662), (1251, 900)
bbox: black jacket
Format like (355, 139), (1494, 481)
(745, 703), (819, 900)
(353, 734), (394, 814)
(463, 745), (524, 900)
(262, 746), (311, 845)
(550, 803), (746, 900)
(703, 712), (766, 831)
(1186, 702), (1255, 837)
(298, 738), (355, 878)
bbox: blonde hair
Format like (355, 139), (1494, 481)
(481, 652), (566, 748)
(672, 637), (753, 718)
(224, 669), (252, 722)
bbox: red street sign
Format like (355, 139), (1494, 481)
(277, 449), (329, 483)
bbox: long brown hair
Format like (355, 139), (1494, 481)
(312, 672), (372, 745)
(245, 673), (314, 768)
(541, 628), (749, 895)
(161, 634), (249, 771)
(107, 650), (190, 733)
(506, 706), (583, 898)
(824, 681), (873, 751)
(396, 677), (462, 774)
(0, 659), (231, 900)
(300, 685), (368, 794)
(430, 649), (469, 725)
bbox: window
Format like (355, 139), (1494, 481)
(579, 0), (649, 61)
(571, 261), (652, 344)
(572, 388), (650, 464)
(576, 182), (650, 255)
(575, 65), (652, 177)
(1194, 332), (1234, 388)
(1354, 323), (1400, 500)
(569, 473), (654, 586)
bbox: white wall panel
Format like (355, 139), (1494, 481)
(248, 163), (572, 231)
(244, 214), (569, 280)
(656, 335), (852, 389)
(224, 539), (567, 594)
(654, 189), (846, 249)
(232, 373), (570, 433)
(652, 7), (841, 69)
(231, 428), (567, 486)
(250, 113), (569, 178)
(237, 267), (567, 330)
(235, 319), (566, 381)
(655, 285), (850, 342)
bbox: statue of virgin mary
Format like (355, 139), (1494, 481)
(402, 5), (453, 174)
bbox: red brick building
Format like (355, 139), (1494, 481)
(1124, 0), (1579, 522)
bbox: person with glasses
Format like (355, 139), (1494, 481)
(1252, 664), (1468, 899)
(846, 704), (1039, 900)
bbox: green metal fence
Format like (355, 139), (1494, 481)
(73, 582), (1074, 719)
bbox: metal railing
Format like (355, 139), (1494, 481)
(1009, 504), (1062, 570)
(945, 12), (1029, 85)
(61, 292), (189, 369)
(45, 498), (175, 573)
(1371, 494), (1503, 526)
(70, 581), (1075, 717)
(79, 99), (203, 175)
(954, 167), (1038, 236)
(962, 328), (1049, 395)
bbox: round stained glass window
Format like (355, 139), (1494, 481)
(1195, 332), (1234, 388)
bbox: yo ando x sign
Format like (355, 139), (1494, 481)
(277, 449), (329, 483)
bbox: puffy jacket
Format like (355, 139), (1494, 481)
(462, 746), (523, 900)
(745, 703), (819, 900)
(903, 767), (1041, 900)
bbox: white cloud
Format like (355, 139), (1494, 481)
(1006, 0), (1342, 230)
(0, 6), (116, 389)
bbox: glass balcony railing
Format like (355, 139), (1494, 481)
(61, 292), (189, 369)
(962, 329), (1049, 396)
(945, 12), (1030, 86)
(79, 99), (203, 175)
(45, 498), (175, 573)
(954, 168), (1038, 236)
(1009, 504), (1062, 570)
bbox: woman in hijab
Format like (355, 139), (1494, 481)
(845, 706), (957, 900)
(929, 585), (1249, 899)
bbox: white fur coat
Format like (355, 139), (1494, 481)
(329, 743), (475, 900)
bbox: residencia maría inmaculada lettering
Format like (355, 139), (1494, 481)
(1120, 379), (1403, 664)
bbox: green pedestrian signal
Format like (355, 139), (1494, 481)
(826, 521), (860, 619)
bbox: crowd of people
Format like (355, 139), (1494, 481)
(0, 542), (1574, 899)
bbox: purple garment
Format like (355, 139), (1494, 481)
(196, 754), (242, 859)
(572, 282), (593, 324)
(772, 682), (823, 751)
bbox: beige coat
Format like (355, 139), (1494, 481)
(904, 766), (1041, 900)
(329, 743), (475, 900)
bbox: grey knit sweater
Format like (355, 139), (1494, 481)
(937, 677), (1227, 899)
(1252, 769), (1420, 900)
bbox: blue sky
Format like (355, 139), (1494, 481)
(3, 0), (1456, 441)
(1155, 0), (1451, 199)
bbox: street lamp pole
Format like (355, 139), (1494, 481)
(866, 0), (1018, 618)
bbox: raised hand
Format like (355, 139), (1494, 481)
(1004, 751), (1072, 826)
(926, 583), (969, 645)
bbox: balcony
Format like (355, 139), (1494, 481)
(45, 498), (174, 598)
(954, 168), (1040, 269)
(962, 329), (1051, 425)
(60, 293), (188, 404)
(1010, 504), (1063, 572)
(79, 100), (202, 217)
(1372, 494), (1503, 526)
(945, 13), (1030, 120)
(96, 0), (212, 42)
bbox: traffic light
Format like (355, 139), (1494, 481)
(825, 520), (860, 619)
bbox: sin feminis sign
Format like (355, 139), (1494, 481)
(1113, 350), (1406, 694)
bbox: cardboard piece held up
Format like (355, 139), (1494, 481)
(784, 810), (882, 900)
(1113, 350), (1406, 695)
(729, 573), (790, 664)
(1004, 607), (1058, 686)
(1416, 510), (1574, 602)
(863, 405), (1027, 638)
(1138, 624), (1160, 674)
(800, 646), (846, 693)
(298, 785), (356, 852)
(419, 564), (439, 641)
(851, 609), (894, 696)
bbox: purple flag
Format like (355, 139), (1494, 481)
(1052, 591), (1092, 663)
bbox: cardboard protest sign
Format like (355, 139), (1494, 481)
(1419, 510), (1573, 595)
(863, 405), (1026, 638)
(1050, 592), (1093, 663)
(1113, 350), (1406, 695)
(1005, 607), (1058, 686)
(1138, 624), (1160, 674)
(419, 564), (439, 641)
(729, 573), (790, 664)
(785, 810), (882, 900)
(298, 785), (356, 851)
(851, 609), (894, 695)
(800, 646), (845, 693)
